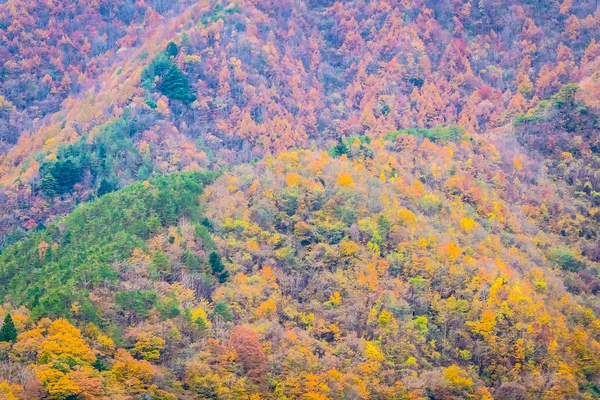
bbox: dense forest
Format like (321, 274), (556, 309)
(1, 0), (600, 398)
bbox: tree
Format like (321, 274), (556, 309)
(166, 41), (179, 58)
(133, 334), (165, 361)
(0, 314), (17, 343)
(40, 174), (58, 198)
(330, 137), (349, 157)
(214, 301), (233, 321)
(158, 63), (196, 104)
(209, 251), (229, 282)
(228, 326), (267, 384)
(494, 382), (528, 400)
(142, 54), (196, 104)
(111, 349), (155, 394)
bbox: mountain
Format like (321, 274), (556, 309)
(0, 0), (600, 399)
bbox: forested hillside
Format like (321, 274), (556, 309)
(1, 0), (600, 398)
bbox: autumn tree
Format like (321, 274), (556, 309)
(228, 326), (267, 385)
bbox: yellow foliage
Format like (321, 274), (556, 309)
(460, 217), (476, 232)
(285, 172), (304, 186)
(191, 307), (212, 330)
(45, 373), (81, 399)
(139, 141), (150, 154)
(111, 348), (155, 393)
(246, 238), (260, 251)
(443, 365), (473, 390)
(70, 302), (80, 315)
(364, 342), (385, 361)
(260, 266), (279, 289)
(97, 335), (115, 355)
(339, 240), (359, 257)
(0, 96), (16, 113)
(171, 282), (195, 304)
(257, 298), (277, 319)
(0, 380), (22, 400)
(185, 55), (202, 64)
(397, 208), (417, 227)
(10, 314), (28, 333)
(513, 157), (522, 171)
(37, 319), (96, 365)
(133, 334), (165, 362)
(11, 328), (44, 362)
(439, 241), (462, 261)
(328, 292), (341, 306)
(378, 309), (396, 328)
(468, 310), (496, 339)
(336, 172), (354, 187)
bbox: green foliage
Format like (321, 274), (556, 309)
(0, 171), (216, 319)
(548, 248), (586, 272)
(385, 126), (466, 143)
(39, 158), (82, 197)
(552, 84), (579, 110)
(329, 137), (349, 157)
(412, 315), (429, 336)
(142, 53), (196, 104)
(209, 251), (229, 283)
(1, 228), (26, 250)
(185, 251), (201, 272)
(151, 252), (171, 278)
(166, 41), (179, 58)
(39, 118), (155, 198)
(214, 301), (233, 321)
(513, 112), (545, 126)
(201, 2), (241, 24)
(329, 135), (373, 159)
(0, 314), (17, 342)
(116, 290), (158, 320)
(157, 295), (181, 320)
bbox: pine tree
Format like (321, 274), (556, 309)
(166, 41), (179, 58)
(331, 137), (349, 157)
(209, 251), (229, 283)
(209, 251), (225, 274)
(41, 173), (58, 197)
(0, 314), (17, 343)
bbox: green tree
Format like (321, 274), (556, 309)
(214, 301), (233, 321)
(209, 251), (229, 282)
(0, 314), (17, 342)
(166, 41), (179, 58)
(330, 137), (349, 157)
(41, 173), (58, 198)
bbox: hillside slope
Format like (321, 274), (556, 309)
(1, 0), (600, 245)
(1, 133), (600, 398)
(1, 0), (600, 399)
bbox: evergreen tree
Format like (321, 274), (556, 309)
(97, 178), (117, 197)
(331, 137), (349, 157)
(209, 251), (229, 282)
(218, 270), (230, 283)
(158, 63), (196, 104)
(0, 314), (17, 343)
(41, 173), (58, 197)
(209, 251), (225, 274)
(214, 301), (233, 321)
(166, 41), (179, 58)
